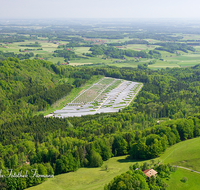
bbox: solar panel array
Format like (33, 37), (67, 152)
(54, 77), (142, 118)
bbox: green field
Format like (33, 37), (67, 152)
(108, 62), (138, 68)
(3, 41), (57, 54)
(165, 168), (200, 190)
(27, 155), (136, 190)
(73, 47), (92, 55)
(69, 56), (122, 65)
(26, 137), (200, 190)
(159, 137), (200, 171)
(148, 62), (180, 69)
(69, 49), (200, 69)
(48, 57), (65, 64)
(123, 44), (160, 51)
(182, 34), (200, 40)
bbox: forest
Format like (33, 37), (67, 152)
(1, 57), (200, 189)
(89, 45), (154, 59)
(155, 42), (195, 53)
(0, 51), (34, 61)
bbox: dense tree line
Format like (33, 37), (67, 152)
(0, 51), (34, 61)
(155, 42), (195, 53)
(58, 42), (92, 48)
(0, 34), (37, 43)
(19, 42), (42, 47)
(53, 49), (83, 60)
(89, 45), (153, 59)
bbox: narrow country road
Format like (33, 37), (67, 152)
(173, 165), (200, 174)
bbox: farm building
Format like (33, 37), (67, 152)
(143, 169), (158, 178)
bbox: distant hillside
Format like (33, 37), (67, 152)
(0, 58), (90, 124)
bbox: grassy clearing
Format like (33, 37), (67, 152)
(108, 62), (138, 68)
(105, 37), (130, 43)
(27, 155), (139, 190)
(164, 53), (200, 67)
(123, 44), (159, 51)
(145, 39), (163, 43)
(181, 34), (200, 40)
(69, 62), (94, 66)
(165, 168), (200, 190)
(1, 41), (58, 58)
(73, 47), (92, 55)
(48, 57), (65, 64)
(177, 62), (199, 67)
(193, 46), (200, 52)
(69, 56), (122, 65)
(158, 137), (200, 171)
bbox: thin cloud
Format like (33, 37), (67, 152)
(1, 0), (200, 19)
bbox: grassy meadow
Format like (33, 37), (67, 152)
(123, 44), (159, 51)
(3, 41), (58, 54)
(27, 155), (139, 190)
(73, 47), (91, 55)
(165, 168), (200, 190)
(159, 137), (200, 171)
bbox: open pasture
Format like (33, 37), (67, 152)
(181, 34), (200, 41)
(159, 51), (177, 58)
(108, 62), (138, 68)
(48, 57), (65, 64)
(69, 56), (121, 65)
(2, 41), (29, 53)
(124, 44), (160, 51)
(165, 168), (200, 190)
(73, 47), (92, 55)
(105, 37), (130, 43)
(159, 137), (200, 172)
(69, 62), (94, 66)
(163, 53), (200, 67)
(27, 155), (136, 190)
(1, 41), (58, 55)
(145, 38), (163, 43)
(193, 45), (200, 52)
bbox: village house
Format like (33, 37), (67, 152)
(143, 169), (158, 178)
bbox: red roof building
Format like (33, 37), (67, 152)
(143, 169), (158, 178)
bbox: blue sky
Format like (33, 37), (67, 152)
(1, 0), (200, 19)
